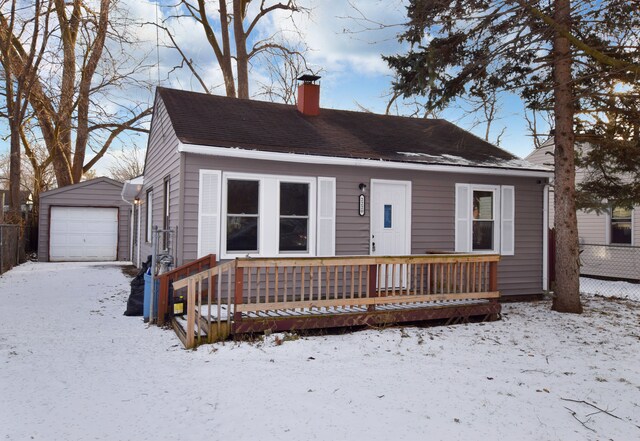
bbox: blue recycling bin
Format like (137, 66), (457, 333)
(143, 269), (159, 322)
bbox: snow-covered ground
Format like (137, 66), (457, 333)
(580, 276), (640, 301)
(1, 262), (639, 441)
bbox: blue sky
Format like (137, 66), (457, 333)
(0, 0), (545, 174)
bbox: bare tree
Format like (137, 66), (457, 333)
(464, 89), (507, 146)
(0, 0), (153, 188)
(107, 145), (144, 182)
(255, 39), (318, 104)
(0, 140), (55, 226)
(0, 0), (49, 221)
(164, 0), (308, 99)
(524, 109), (554, 150)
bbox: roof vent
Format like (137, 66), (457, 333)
(297, 75), (321, 116)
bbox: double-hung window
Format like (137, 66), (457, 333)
(609, 206), (633, 245)
(279, 182), (310, 252)
(455, 184), (514, 255)
(472, 190), (496, 251)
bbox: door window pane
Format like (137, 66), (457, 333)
(472, 191), (494, 250)
(279, 182), (309, 252)
(384, 204), (392, 228)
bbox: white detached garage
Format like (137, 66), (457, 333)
(38, 178), (131, 262)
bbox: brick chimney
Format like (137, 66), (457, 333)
(297, 75), (321, 116)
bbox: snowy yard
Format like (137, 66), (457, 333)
(1, 262), (639, 441)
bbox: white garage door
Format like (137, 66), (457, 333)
(50, 207), (118, 261)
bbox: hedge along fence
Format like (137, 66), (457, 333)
(0, 224), (21, 275)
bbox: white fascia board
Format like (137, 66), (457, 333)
(178, 142), (554, 178)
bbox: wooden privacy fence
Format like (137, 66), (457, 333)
(172, 254), (501, 348)
(0, 224), (21, 275)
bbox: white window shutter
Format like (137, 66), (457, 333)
(455, 184), (471, 252)
(317, 177), (336, 256)
(501, 185), (515, 256)
(198, 170), (221, 259)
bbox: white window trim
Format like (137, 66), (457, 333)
(145, 189), (153, 243)
(606, 207), (634, 246)
(220, 172), (316, 259)
(456, 183), (509, 254)
(470, 184), (501, 254)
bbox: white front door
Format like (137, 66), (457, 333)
(370, 180), (411, 288)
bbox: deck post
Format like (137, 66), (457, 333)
(186, 278), (196, 349)
(367, 264), (377, 312)
(158, 275), (170, 326)
(234, 263), (244, 323)
(208, 254), (218, 304)
(489, 261), (498, 292)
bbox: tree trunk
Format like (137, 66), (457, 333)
(552, 0), (582, 313)
(72, 0), (110, 183)
(8, 117), (22, 221)
(233, 0), (249, 99)
(218, 0), (236, 98)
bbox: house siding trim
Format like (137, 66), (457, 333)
(178, 142), (553, 178)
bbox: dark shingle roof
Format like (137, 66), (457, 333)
(156, 87), (543, 171)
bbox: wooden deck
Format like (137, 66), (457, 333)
(164, 254), (502, 348)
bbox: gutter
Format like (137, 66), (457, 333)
(178, 142), (554, 179)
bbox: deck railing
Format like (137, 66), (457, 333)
(172, 254), (500, 348)
(157, 254), (217, 325)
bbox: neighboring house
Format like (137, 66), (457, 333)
(0, 189), (32, 221)
(38, 177), (131, 262)
(526, 138), (639, 280)
(123, 79), (552, 298)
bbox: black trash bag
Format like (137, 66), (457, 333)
(124, 256), (152, 316)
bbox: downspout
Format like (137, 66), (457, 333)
(136, 202), (141, 267)
(542, 184), (549, 292)
(121, 194), (134, 263)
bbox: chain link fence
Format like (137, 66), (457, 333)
(579, 243), (640, 298)
(0, 224), (21, 275)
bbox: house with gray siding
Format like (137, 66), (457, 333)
(124, 80), (552, 298)
(526, 139), (639, 280)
